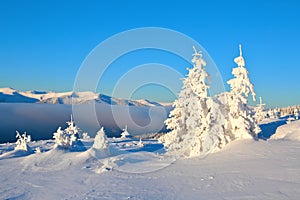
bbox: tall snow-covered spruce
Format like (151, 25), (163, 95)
(160, 47), (226, 157)
(160, 45), (260, 158)
(226, 45), (261, 139)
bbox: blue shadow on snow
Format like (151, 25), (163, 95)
(258, 119), (287, 140)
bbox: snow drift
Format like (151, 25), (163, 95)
(270, 120), (300, 141)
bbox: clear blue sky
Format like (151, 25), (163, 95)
(0, 0), (299, 107)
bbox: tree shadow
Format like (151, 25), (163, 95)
(258, 119), (287, 140)
(125, 143), (164, 153)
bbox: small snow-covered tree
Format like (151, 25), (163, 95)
(91, 127), (111, 159)
(93, 127), (109, 150)
(273, 108), (280, 118)
(137, 139), (144, 148)
(120, 125), (131, 138)
(254, 97), (266, 123)
(64, 115), (80, 138)
(294, 108), (299, 120)
(35, 147), (41, 154)
(267, 108), (276, 119)
(226, 45), (261, 139)
(53, 115), (79, 149)
(82, 132), (90, 140)
(15, 131), (31, 151)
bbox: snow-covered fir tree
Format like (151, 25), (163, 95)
(161, 45), (261, 157)
(53, 115), (79, 149)
(120, 125), (131, 138)
(82, 132), (90, 140)
(267, 108), (278, 119)
(160, 47), (228, 157)
(15, 131), (31, 151)
(93, 127), (109, 150)
(278, 105), (300, 117)
(35, 147), (41, 154)
(254, 97), (266, 123)
(199, 96), (230, 153)
(91, 127), (111, 159)
(64, 115), (80, 138)
(226, 45), (261, 139)
(137, 139), (144, 148)
(273, 108), (280, 118)
(294, 108), (299, 120)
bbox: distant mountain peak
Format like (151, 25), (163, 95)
(0, 88), (172, 106)
(0, 87), (17, 95)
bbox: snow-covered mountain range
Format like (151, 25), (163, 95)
(0, 87), (171, 106)
(0, 88), (172, 143)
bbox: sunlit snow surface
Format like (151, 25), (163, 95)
(0, 120), (300, 199)
(270, 120), (300, 141)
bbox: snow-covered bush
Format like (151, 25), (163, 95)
(35, 147), (41, 154)
(137, 139), (144, 148)
(82, 132), (90, 140)
(53, 115), (80, 149)
(64, 115), (80, 138)
(15, 131), (31, 151)
(93, 127), (109, 150)
(120, 125), (131, 138)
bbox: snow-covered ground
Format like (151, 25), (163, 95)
(270, 119), (300, 141)
(0, 120), (299, 199)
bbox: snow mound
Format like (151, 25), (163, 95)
(270, 120), (300, 141)
(22, 146), (114, 173)
(22, 148), (83, 172)
(0, 149), (32, 160)
(110, 151), (175, 173)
